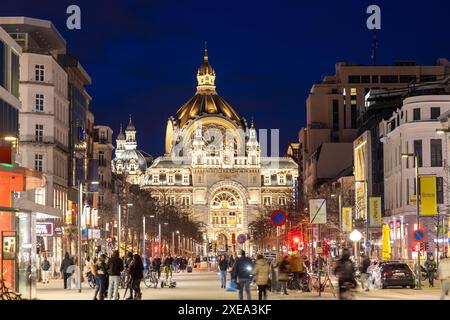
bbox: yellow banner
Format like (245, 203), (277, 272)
(66, 200), (73, 225)
(369, 197), (382, 227)
(341, 207), (352, 232)
(420, 176), (437, 216)
(382, 224), (391, 261)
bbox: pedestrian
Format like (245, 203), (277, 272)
(85, 256), (91, 278)
(289, 251), (304, 291)
(164, 254), (174, 280)
(60, 252), (73, 289)
(359, 254), (371, 292)
(124, 251), (134, 299)
(152, 255), (162, 279)
(93, 255), (107, 300)
(218, 254), (228, 288)
(437, 254), (450, 300)
(41, 255), (51, 284)
(106, 250), (124, 300)
(231, 250), (253, 300)
(128, 254), (144, 300)
(334, 248), (357, 300)
(253, 254), (270, 300)
(425, 255), (437, 287)
(276, 255), (290, 295)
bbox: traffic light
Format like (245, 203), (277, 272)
(154, 245), (159, 254)
(208, 242), (212, 252)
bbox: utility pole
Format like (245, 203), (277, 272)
(142, 215), (146, 256)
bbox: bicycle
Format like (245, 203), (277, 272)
(309, 272), (336, 297)
(119, 271), (130, 289)
(1, 279), (22, 300)
(87, 271), (96, 289)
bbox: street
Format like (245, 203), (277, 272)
(36, 271), (444, 300)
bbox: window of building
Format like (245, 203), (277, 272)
(437, 177), (444, 204)
(183, 175), (189, 184)
(152, 175), (159, 184)
(99, 151), (105, 166)
(406, 179), (410, 205)
(413, 140), (423, 167)
(35, 188), (45, 205)
(35, 64), (45, 81)
(372, 75), (379, 83)
(278, 196), (286, 206)
(168, 175), (174, 184)
(332, 100), (339, 130)
(35, 94), (44, 112)
(167, 196), (175, 206)
(420, 75), (437, 82)
(35, 154), (43, 172)
(331, 88), (338, 94)
(263, 196), (272, 206)
(361, 75), (370, 83)
(413, 108), (421, 121)
(278, 175), (285, 185)
(264, 175), (270, 185)
(431, 107), (440, 120)
(181, 196), (190, 206)
(35, 124), (43, 142)
(380, 75), (399, 83)
(430, 139), (442, 167)
(130, 164), (135, 171)
(11, 52), (19, 97)
(399, 75), (416, 83)
(348, 75), (361, 83)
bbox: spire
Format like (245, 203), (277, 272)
(117, 123), (125, 140)
(126, 115), (135, 131)
(204, 41), (208, 62)
(251, 117), (255, 129)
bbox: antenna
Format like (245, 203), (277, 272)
(371, 29), (378, 66)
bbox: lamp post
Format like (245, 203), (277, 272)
(125, 203), (133, 254)
(142, 215), (146, 256)
(402, 152), (421, 290)
(349, 229), (362, 266)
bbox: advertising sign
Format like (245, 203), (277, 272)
(420, 176), (437, 216)
(2, 236), (16, 260)
(309, 199), (327, 224)
(36, 222), (54, 237)
(341, 207), (353, 232)
(88, 229), (101, 239)
(369, 197), (382, 227)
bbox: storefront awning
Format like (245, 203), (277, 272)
(13, 198), (62, 218)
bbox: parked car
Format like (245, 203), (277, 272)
(380, 262), (415, 289)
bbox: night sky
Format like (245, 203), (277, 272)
(2, 0), (450, 156)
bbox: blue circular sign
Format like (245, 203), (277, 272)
(413, 229), (426, 242)
(270, 210), (287, 226)
(237, 234), (246, 244)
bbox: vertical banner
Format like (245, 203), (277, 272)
(66, 200), (73, 225)
(341, 207), (353, 232)
(369, 197), (382, 227)
(382, 224), (391, 261)
(420, 176), (437, 216)
(309, 199), (327, 224)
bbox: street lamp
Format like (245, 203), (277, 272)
(401, 152), (421, 290)
(349, 229), (362, 265)
(125, 203), (133, 254)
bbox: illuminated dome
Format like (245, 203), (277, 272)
(173, 46), (245, 129)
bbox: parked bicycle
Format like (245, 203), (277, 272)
(144, 269), (159, 288)
(1, 279), (22, 300)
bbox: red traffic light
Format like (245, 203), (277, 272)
(293, 236), (300, 243)
(154, 245), (159, 253)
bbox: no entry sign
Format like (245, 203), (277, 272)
(237, 234), (246, 244)
(413, 229), (426, 242)
(270, 209), (287, 227)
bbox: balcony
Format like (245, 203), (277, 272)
(20, 135), (69, 152)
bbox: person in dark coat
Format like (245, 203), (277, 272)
(124, 251), (134, 299)
(152, 255), (162, 279)
(106, 250), (124, 300)
(60, 252), (73, 289)
(231, 250), (254, 300)
(334, 248), (357, 300)
(218, 254), (229, 288)
(128, 254), (144, 300)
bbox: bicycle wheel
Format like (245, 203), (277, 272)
(144, 275), (152, 288)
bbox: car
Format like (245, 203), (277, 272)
(379, 262), (415, 289)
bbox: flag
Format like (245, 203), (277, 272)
(420, 176), (437, 216)
(341, 207), (352, 232)
(382, 224), (391, 261)
(369, 197), (382, 227)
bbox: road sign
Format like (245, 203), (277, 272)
(413, 229), (426, 242)
(365, 241), (371, 248)
(270, 209), (287, 227)
(237, 234), (246, 244)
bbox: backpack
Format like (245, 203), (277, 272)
(42, 260), (50, 271)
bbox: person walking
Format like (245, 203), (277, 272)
(106, 250), (124, 300)
(289, 251), (304, 291)
(437, 254), (450, 300)
(359, 254), (371, 292)
(41, 255), (51, 284)
(124, 251), (134, 300)
(425, 255), (437, 288)
(334, 248), (357, 300)
(253, 254), (270, 300)
(218, 254), (228, 288)
(93, 255), (107, 300)
(164, 254), (174, 280)
(60, 252), (73, 289)
(231, 250), (253, 300)
(128, 254), (144, 300)
(277, 255), (290, 295)
(152, 255), (162, 279)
